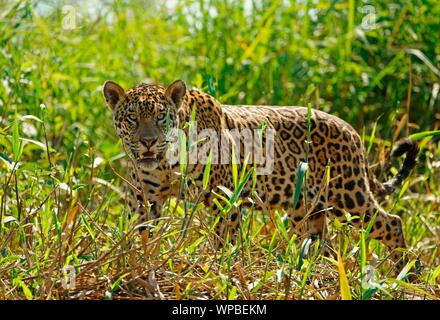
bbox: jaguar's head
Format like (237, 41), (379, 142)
(103, 80), (186, 170)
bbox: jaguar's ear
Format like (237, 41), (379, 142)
(165, 80), (186, 108)
(103, 81), (126, 111)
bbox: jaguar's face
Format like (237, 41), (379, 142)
(114, 98), (174, 170)
(103, 80), (186, 170)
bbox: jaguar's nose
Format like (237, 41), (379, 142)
(141, 137), (158, 149)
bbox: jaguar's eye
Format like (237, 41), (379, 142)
(128, 114), (137, 121)
(157, 112), (165, 121)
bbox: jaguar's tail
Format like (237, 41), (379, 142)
(368, 138), (419, 197)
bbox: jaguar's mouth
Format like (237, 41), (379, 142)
(137, 150), (161, 164)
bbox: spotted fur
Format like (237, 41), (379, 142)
(103, 79), (419, 268)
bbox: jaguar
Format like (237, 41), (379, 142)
(103, 79), (419, 268)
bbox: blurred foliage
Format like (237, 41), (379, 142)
(1, 0), (439, 155)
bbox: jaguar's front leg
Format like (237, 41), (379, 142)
(212, 208), (241, 249)
(128, 179), (164, 253)
(204, 186), (241, 249)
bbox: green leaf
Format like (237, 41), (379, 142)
(360, 231), (367, 272)
(307, 103), (312, 139)
(389, 279), (437, 300)
(165, 107), (171, 134)
(52, 209), (61, 241)
(206, 75), (216, 97)
(12, 113), (23, 162)
(21, 281), (33, 300)
(14, 279), (33, 300)
(81, 214), (95, 241)
(429, 264), (440, 285)
(217, 185), (233, 199)
(226, 168), (253, 210)
(257, 118), (268, 145)
(0, 255), (21, 264)
(249, 271), (274, 293)
(191, 102), (197, 122)
(362, 285), (379, 300)
(268, 230), (278, 252)
(239, 152), (250, 184)
(337, 253), (352, 300)
(178, 129), (187, 173)
(297, 237), (311, 271)
(365, 210), (379, 236)
(405, 48), (440, 77)
(231, 147), (238, 189)
(228, 285), (237, 300)
(366, 119), (379, 156)
(110, 273), (130, 293)
(202, 149), (212, 190)
(409, 130), (440, 140)
(274, 211), (289, 242)
(293, 162), (308, 210)
(1, 216), (17, 224)
(396, 259), (416, 283)
(0, 153), (15, 170)
(19, 114), (43, 123)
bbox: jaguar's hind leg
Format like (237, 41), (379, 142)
(365, 202), (407, 269)
(213, 209), (241, 248)
(330, 187), (407, 270)
(287, 195), (308, 240)
(288, 200), (334, 257)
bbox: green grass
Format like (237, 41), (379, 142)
(0, 0), (439, 300)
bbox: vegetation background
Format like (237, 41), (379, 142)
(0, 0), (439, 300)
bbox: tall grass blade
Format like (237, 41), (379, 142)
(337, 253), (352, 300)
